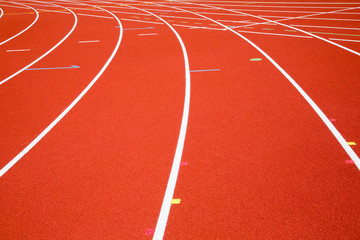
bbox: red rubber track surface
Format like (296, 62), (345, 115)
(0, 0), (359, 239)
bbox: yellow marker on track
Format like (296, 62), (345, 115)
(348, 142), (357, 145)
(171, 199), (181, 204)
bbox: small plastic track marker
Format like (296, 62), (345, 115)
(171, 199), (181, 204)
(345, 160), (355, 164)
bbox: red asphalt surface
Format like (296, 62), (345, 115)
(0, 0), (359, 239)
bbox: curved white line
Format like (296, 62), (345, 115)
(159, 1), (360, 172)
(83, 0), (191, 239)
(0, 2), (123, 177)
(0, 7), (3, 18)
(195, 3), (360, 56)
(0, 0), (77, 86)
(0, 2), (39, 46)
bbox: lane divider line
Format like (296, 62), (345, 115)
(6, 49), (30, 52)
(123, 26), (155, 30)
(25, 65), (80, 70)
(119, 18), (164, 24)
(330, 38), (360, 43)
(190, 69), (220, 72)
(77, 12), (113, 19)
(105, 2), (191, 240)
(237, 30), (312, 38)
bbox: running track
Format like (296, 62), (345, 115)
(1, 0), (360, 239)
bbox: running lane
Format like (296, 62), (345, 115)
(134, 1), (360, 239)
(0, 2), (187, 238)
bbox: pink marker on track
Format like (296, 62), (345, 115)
(345, 160), (355, 164)
(144, 229), (155, 236)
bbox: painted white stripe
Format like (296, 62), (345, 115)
(0, 7), (3, 18)
(174, 23), (226, 30)
(0, 2), (123, 177)
(291, 24), (360, 31)
(217, 19), (251, 23)
(159, 14), (205, 20)
(120, 18), (164, 24)
(0, 2), (39, 46)
(111, 10), (151, 16)
(231, 8), (322, 14)
(237, 29), (312, 38)
(134, 8), (183, 13)
(6, 49), (31, 52)
(330, 37), (360, 42)
(90, 2), (191, 239)
(0, 1), (76, 86)
(78, 40), (100, 43)
(77, 12), (113, 18)
(103, 2), (191, 240)
(138, 32), (158, 36)
(207, 4), (350, 9)
(0, 4), (29, 9)
(185, 1), (360, 4)
(231, 8), (360, 14)
(179, 0), (360, 170)
(282, 16), (360, 21)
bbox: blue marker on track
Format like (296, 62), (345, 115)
(190, 69), (220, 73)
(25, 65), (80, 71)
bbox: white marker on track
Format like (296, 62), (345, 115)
(6, 49), (30, 52)
(78, 40), (100, 43)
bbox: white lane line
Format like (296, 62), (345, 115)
(0, 2), (39, 46)
(78, 40), (100, 43)
(120, 17), (164, 24)
(0, 7), (3, 18)
(230, 8), (360, 14)
(77, 12), (113, 18)
(217, 19), (251, 23)
(208, 4), (350, 9)
(258, 15), (360, 22)
(330, 38), (360, 42)
(0, 4), (29, 9)
(105, 1), (191, 239)
(0, 1), (77, 86)
(138, 32), (158, 36)
(290, 24), (360, 31)
(0, 2), (123, 178)
(6, 49), (31, 52)
(111, 10), (151, 16)
(159, 14), (205, 20)
(237, 29), (312, 38)
(174, 1), (360, 170)
(185, 1), (360, 4)
(173, 23), (226, 30)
